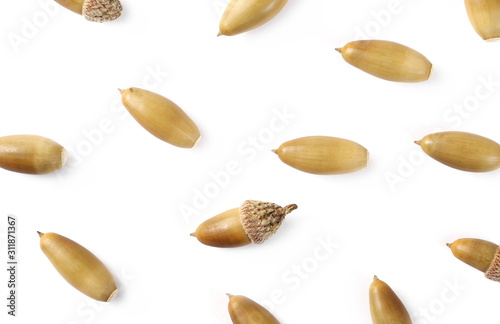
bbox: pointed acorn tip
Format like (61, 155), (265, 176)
(226, 293), (233, 299)
(217, 31), (223, 37)
(37, 231), (44, 237)
(190, 232), (196, 237)
(414, 140), (421, 145)
(373, 275), (379, 281)
(271, 149), (278, 154)
(335, 47), (342, 53)
(446, 243), (451, 248)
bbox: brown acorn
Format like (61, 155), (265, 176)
(54, 0), (122, 22)
(336, 40), (432, 83)
(219, 0), (288, 36)
(38, 231), (117, 301)
(369, 276), (412, 324)
(191, 200), (297, 248)
(464, 0), (500, 41)
(415, 131), (500, 172)
(227, 294), (281, 324)
(119, 87), (201, 148)
(0, 135), (67, 175)
(272, 136), (368, 175)
(447, 238), (500, 282)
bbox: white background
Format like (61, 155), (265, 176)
(2, 0), (500, 323)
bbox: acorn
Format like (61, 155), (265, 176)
(119, 87), (201, 148)
(464, 0), (500, 41)
(335, 40), (432, 83)
(54, 0), (122, 22)
(447, 238), (500, 282)
(38, 231), (117, 302)
(415, 131), (500, 172)
(218, 0), (288, 36)
(227, 293), (280, 324)
(0, 135), (67, 175)
(191, 200), (297, 248)
(272, 136), (368, 175)
(369, 276), (412, 324)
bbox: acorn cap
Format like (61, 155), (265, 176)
(82, 0), (122, 22)
(239, 200), (297, 244)
(485, 246), (500, 282)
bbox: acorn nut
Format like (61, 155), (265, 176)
(219, 0), (288, 36)
(370, 276), (412, 324)
(38, 231), (117, 301)
(272, 136), (368, 175)
(464, 0), (500, 41)
(191, 200), (297, 248)
(227, 293), (281, 324)
(53, 0), (122, 22)
(336, 40), (432, 82)
(0, 135), (67, 175)
(119, 87), (201, 148)
(447, 238), (500, 282)
(415, 131), (500, 172)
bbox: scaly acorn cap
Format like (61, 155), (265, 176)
(485, 247), (500, 281)
(82, 0), (122, 22)
(239, 200), (297, 244)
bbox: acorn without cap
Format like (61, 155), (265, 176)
(272, 136), (368, 175)
(447, 238), (500, 282)
(191, 200), (297, 248)
(53, 0), (122, 22)
(336, 40), (432, 83)
(227, 293), (281, 324)
(218, 0), (288, 36)
(415, 131), (500, 172)
(38, 231), (117, 301)
(0, 135), (67, 175)
(119, 87), (201, 148)
(369, 276), (412, 324)
(464, 0), (500, 41)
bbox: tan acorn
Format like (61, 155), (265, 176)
(272, 136), (368, 175)
(464, 0), (500, 41)
(415, 131), (500, 172)
(38, 231), (117, 302)
(191, 200), (297, 248)
(369, 276), (412, 324)
(218, 0), (288, 36)
(227, 294), (281, 324)
(54, 0), (122, 22)
(119, 87), (201, 148)
(447, 238), (500, 282)
(335, 40), (432, 83)
(0, 135), (67, 175)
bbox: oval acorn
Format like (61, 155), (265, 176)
(272, 136), (368, 175)
(464, 0), (500, 41)
(369, 276), (412, 324)
(447, 238), (500, 282)
(415, 131), (500, 172)
(120, 87), (201, 148)
(227, 293), (281, 324)
(0, 135), (67, 175)
(336, 40), (432, 82)
(219, 0), (288, 36)
(54, 0), (122, 22)
(38, 231), (117, 301)
(191, 200), (297, 248)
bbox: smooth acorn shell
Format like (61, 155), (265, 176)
(38, 232), (117, 302)
(191, 208), (251, 248)
(219, 0), (288, 36)
(336, 40), (432, 82)
(227, 294), (280, 324)
(447, 238), (498, 273)
(415, 131), (500, 172)
(369, 276), (412, 324)
(0, 135), (67, 174)
(273, 136), (368, 175)
(54, 0), (84, 14)
(120, 87), (201, 148)
(464, 0), (500, 40)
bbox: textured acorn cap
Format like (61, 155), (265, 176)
(485, 247), (500, 281)
(82, 0), (122, 22)
(239, 200), (297, 244)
